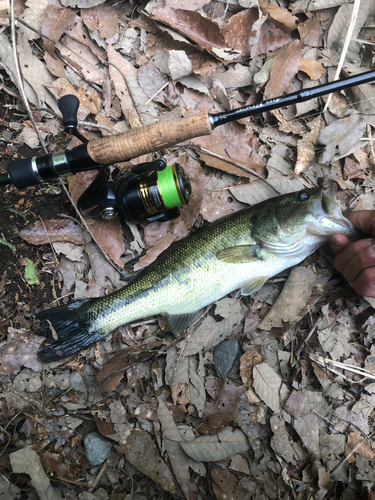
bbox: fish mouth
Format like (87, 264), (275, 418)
(311, 183), (362, 240)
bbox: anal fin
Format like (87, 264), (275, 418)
(167, 312), (197, 335)
(241, 276), (268, 296)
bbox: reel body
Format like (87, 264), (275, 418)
(78, 158), (191, 223)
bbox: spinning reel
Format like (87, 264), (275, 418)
(59, 95), (192, 224)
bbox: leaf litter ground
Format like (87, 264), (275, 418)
(1, 0), (375, 499)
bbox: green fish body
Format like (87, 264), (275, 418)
(37, 185), (360, 361)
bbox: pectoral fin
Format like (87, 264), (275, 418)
(241, 276), (268, 296)
(216, 245), (262, 264)
(167, 312), (197, 335)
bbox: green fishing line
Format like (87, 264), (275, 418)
(157, 165), (182, 209)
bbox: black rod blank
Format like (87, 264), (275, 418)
(209, 69), (375, 129)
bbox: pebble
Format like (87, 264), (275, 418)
(213, 340), (241, 378)
(83, 432), (112, 466)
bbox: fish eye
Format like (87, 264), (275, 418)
(297, 190), (310, 201)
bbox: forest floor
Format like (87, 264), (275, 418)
(1, 0), (375, 499)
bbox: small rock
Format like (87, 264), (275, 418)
(84, 432), (112, 466)
(213, 340), (241, 378)
(69, 371), (86, 393)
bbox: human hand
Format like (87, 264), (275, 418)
(329, 210), (375, 297)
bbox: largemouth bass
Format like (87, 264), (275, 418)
(37, 184), (360, 362)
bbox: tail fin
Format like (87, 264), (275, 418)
(36, 300), (103, 362)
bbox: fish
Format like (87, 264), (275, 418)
(36, 183), (361, 362)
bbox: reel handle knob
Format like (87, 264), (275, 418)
(58, 95), (88, 144)
(58, 95), (79, 133)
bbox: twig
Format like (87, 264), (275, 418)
(323, 0), (361, 111)
(9, 0), (47, 151)
(310, 353), (375, 381)
(330, 430), (375, 476)
(296, 316), (323, 357)
(144, 82), (169, 105)
(88, 458), (108, 492)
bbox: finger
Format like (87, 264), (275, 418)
(349, 211), (375, 237)
(333, 238), (375, 275)
(329, 234), (349, 254)
(352, 267), (375, 298)
(337, 240), (375, 284)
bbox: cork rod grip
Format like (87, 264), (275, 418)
(87, 112), (212, 165)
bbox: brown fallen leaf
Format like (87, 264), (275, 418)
(0, 328), (42, 375)
(239, 350), (262, 389)
(299, 58), (326, 80)
(19, 219), (85, 246)
(345, 431), (375, 463)
(343, 157), (366, 180)
(151, 7), (227, 55)
(211, 467), (250, 500)
(298, 14), (322, 47)
(294, 114), (323, 176)
(40, 4), (76, 54)
(222, 8), (259, 57)
(96, 340), (162, 389)
(265, 39), (302, 99)
(259, 1), (297, 32)
(259, 19), (292, 54)
(80, 3), (119, 42)
(272, 108), (306, 135)
(116, 430), (180, 497)
(196, 378), (246, 434)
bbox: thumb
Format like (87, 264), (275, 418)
(329, 234), (350, 255)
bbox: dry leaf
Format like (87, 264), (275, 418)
(298, 14), (322, 47)
(265, 39), (302, 99)
(253, 362), (282, 413)
(40, 4), (76, 54)
(80, 3), (119, 42)
(294, 115), (323, 176)
(0, 328), (42, 375)
(118, 430), (179, 496)
(181, 427), (249, 462)
(212, 64), (252, 89)
(166, 347), (205, 417)
(211, 467), (251, 499)
(259, 19), (292, 54)
(19, 220), (85, 246)
(318, 113), (366, 163)
(240, 350), (262, 389)
(259, 1), (297, 32)
(19, 0), (48, 40)
(197, 378), (246, 434)
(259, 266), (319, 330)
(299, 59), (326, 80)
(152, 7), (227, 54)
(345, 431), (375, 463)
(168, 50), (192, 80)
(157, 398), (204, 499)
(221, 8), (258, 57)
(10, 447), (63, 500)
(182, 298), (244, 356)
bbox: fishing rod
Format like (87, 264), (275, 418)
(1, 69), (375, 223)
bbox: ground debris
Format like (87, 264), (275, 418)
(0, 0), (375, 498)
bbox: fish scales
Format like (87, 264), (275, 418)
(91, 208), (258, 332)
(36, 185), (361, 362)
